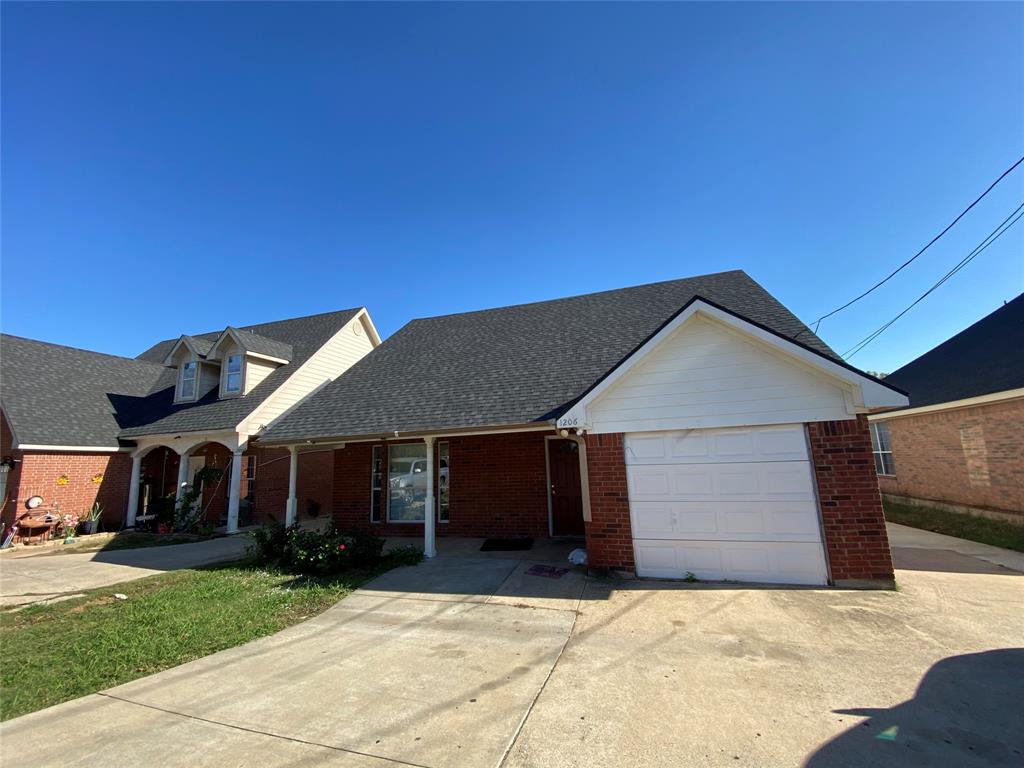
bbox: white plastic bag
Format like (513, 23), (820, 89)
(567, 548), (588, 566)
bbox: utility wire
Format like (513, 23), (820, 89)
(800, 154), (1024, 338)
(843, 200), (1024, 360)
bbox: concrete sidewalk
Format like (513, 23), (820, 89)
(887, 521), (1024, 574)
(0, 535), (251, 607)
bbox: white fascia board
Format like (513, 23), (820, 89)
(205, 328), (237, 362)
(258, 423), (556, 448)
(17, 444), (128, 453)
(868, 387), (1024, 421)
(556, 300), (909, 429)
(162, 336), (201, 366)
(245, 351), (290, 366)
(357, 308), (383, 347)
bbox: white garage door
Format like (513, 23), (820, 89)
(625, 424), (828, 585)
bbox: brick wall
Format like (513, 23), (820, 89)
(876, 398), (1024, 517)
(332, 432), (550, 538)
(807, 416), (895, 585)
(582, 432), (635, 573)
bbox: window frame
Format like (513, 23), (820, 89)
(223, 353), (244, 395)
(438, 441), (450, 523)
(870, 422), (896, 476)
(370, 445), (384, 523)
(177, 360), (198, 401)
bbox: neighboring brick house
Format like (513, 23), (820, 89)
(0, 308), (379, 533)
(868, 293), (1024, 523)
(262, 271), (907, 587)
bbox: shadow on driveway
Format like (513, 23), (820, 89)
(807, 649), (1024, 767)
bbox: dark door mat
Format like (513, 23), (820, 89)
(525, 564), (570, 579)
(480, 537), (534, 552)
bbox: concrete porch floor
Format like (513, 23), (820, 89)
(383, 535), (585, 565)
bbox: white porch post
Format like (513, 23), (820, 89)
(126, 454), (143, 528)
(423, 436), (437, 558)
(175, 454), (190, 504)
(227, 449), (243, 534)
(285, 446), (299, 527)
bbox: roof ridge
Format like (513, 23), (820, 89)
(159, 306), (365, 343)
(1, 333), (167, 370)
(405, 269), (749, 324)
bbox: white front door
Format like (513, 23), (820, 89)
(625, 424), (828, 585)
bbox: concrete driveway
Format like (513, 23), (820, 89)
(2, 536), (1021, 768)
(0, 535), (250, 607)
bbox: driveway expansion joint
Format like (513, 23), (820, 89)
(97, 692), (435, 768)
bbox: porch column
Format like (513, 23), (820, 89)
(226, 449), (243, 534)
(175, 454), (190, 504)
(423, 436), (437, 558)
(126, 454), (143, 528)
(285, 446), (298, 527)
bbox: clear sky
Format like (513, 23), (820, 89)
(2, 2), (1021, 374)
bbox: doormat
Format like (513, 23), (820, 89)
(480, 537), (534, 552)
(525, 564), (570, 579)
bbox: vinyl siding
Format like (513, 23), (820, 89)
(586, 315), (852, 434)
(244, 359), (276, 395)
(238, 314), (376, 435)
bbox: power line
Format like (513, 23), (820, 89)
(801, 154), (1024, 337)
(843, 200), (1024, 360)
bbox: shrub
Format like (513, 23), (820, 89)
(247, 523), (405, 575)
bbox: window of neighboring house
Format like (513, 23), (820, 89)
(438, 441), (450, 523)
(370, 446), (384, 522)
(387, 443), (427, 522)
(179, 361), (198, 400)
(870, 422), (896, 476)
(224, 354), (243, 394)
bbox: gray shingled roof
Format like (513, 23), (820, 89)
(224, 328), (293, 362)
(0, 335), (170, 448)
(262, 270), (841, 443)
(884, 293), (1024, 408)
(122, 308), (362, 437)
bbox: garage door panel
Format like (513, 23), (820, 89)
(629, 463), (814, 502)
(630, 501), (821, 542)
(625, 425), (828, 586)
(625, 425), (808, 465)
(634, 540), (827, 585)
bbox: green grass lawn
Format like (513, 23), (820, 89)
(0, 559), (399, 721)
(884, 500), (1024, 553)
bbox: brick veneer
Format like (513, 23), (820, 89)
(807, 416), (895, 585)
(333, 432), (550, 538)
(582, 432), (635, 573)
(876, 398), (1023, 517)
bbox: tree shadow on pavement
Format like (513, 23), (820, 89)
(806, 648), (1024, 767)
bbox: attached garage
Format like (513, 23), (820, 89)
(625, 425), (828, 585)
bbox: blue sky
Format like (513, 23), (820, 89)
(2, 2), (1021, 373)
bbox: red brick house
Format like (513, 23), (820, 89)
(261, 271), (908, 587)
(868, 293), (1023, 523)
(1, 308), (379, 533)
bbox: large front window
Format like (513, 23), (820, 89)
(224, 354), (242, 394)
(870, 422), (896, 476)
(387, 444), (427, 522)
(179, 361), (197, 399)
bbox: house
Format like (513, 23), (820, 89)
(867, 293), (1024, 524)
(0, 307), (379, 533)
(260, 270), (908, 587)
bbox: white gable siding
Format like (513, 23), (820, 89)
(244, 359), (277, 395)
(586, 315), (852, 434)
(238, 313), (376, 435)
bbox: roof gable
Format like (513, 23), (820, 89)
(884, 294), (1024, 408)
(207, 327), (294, 364)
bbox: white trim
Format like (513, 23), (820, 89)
(16, 444), (130, 453)
(162, 336), (205, 366)
(556, 300), (908, 430)
(245, 351), (290, 366)
(868, 387), (1024, 421)
(262, 423), (556, 449)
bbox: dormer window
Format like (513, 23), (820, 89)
(224, 354), (243, 394)
(179, 361), (197, 400)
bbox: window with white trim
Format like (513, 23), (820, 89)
(370, 446), (384, 523)
(387, 444), (427, 522)
(870, 422), (896, 476)
(438, 441), (450, 523)
(179, 361), (197, 400)
(224, 354), (243, 394)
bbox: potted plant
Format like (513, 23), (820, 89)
(78, 502), (103, 535)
